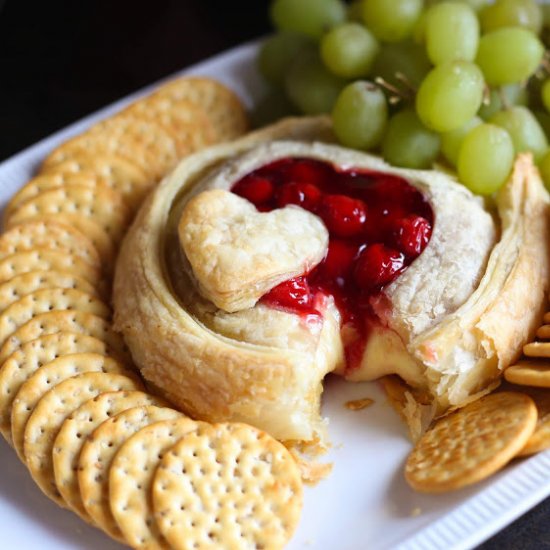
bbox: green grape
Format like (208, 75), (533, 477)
(382, 109), (441, 169)
(478, 84), (528, 120)
(361, 0), (424, 43)
(542, 79), (550, 113)
(490, 106), (548, 162)
(270, 0), (346, 39)
(457, 123), (514, 194)
(479, 0), (543, 34)
(251, 89), (297, 128)
(320, 23), (379, 78)
(285, 50), (346, 115)
(426, 0), (489, 11)
(537, 149), (550, 192)
(416, 61), (484, 132)
(441, 116), (483, 166)
(425, 2), (479, 65)
(372, 41), (431, 89)
(476, 28), (544, 86)
(258, 33), (311, 87)
(332, 81), (388, 149)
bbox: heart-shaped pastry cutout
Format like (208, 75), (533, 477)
(178, 189), (329, 312)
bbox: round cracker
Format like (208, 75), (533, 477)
(79, 405), (183, 542)
(123, 96), (216, 156)
(0, 249), (104, 290)
(39, 152), (149, 201)
(524, 341), (550, 358)
(53, 390), (167, 523)
(0, 288), (110, 352)
(6, 184), (130, 248)
(110, 417), (201, 549)
(40, 153), (150, 212)
(153, 77), (248, 143)
(0, 271), (99, 312)
(516, 387), (550, 456)
(0, 310), (128, 365)
(23, 372), (142, 506)
(43, 115), (180, 181)
(405, 392), (537, 493)
(0, 332), (115, 443)
(4, 173), (108, 221)
(0, 220), (100, 267)
(504, 358), (550, 388)
(536, 325), (550, 340)
(13, 352), (134, 461)
(152, 422), (303, 550)
(9, 214), (116, 267)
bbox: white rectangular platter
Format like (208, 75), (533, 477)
(1, 40), (550, 550)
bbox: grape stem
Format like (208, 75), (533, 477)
(497, 87), (511, 110)
(374, 76), (414, 105)
(482, 84), (491, 106)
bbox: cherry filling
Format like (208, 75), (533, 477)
(231, 158), (434, 370)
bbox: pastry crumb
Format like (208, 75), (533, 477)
(345, 397), (374, 411)
(410, 507), (422, 517)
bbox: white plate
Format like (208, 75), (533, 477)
(1, 40), (550, 550)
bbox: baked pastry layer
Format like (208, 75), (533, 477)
(114, 116), (549, 443)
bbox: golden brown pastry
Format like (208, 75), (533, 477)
(113, 116), (549, 444)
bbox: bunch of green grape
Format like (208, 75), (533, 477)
(258, 0), (550, 196)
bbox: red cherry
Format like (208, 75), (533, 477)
(392, 215), (432, 257)
(232, 175), (274, 206)
(262, 276), (312, 309)
(287, 159), (328, 187)
(319, 240), (359, 283)
(353, 244), (405, 291)
(276, 182), (322, 211)
(318, 195), (367, 238)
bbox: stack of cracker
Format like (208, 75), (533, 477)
(388, 305), (550, 493)
(0, 77), (303, 549)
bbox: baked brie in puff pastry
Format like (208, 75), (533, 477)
(114, 116), (550, 443)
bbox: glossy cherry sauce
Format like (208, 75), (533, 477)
(231, 158), (433, 369)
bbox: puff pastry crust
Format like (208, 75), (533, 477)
(113, 116), (550, 444)
(178, 189), (328, 312)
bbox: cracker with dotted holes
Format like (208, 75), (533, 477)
(123, 96), (217, 156)
(9, 215), (116, 267)
(6, 184), (130, 249)
(0, 249), (104, 291)
(0, 288), (110, 353)
(0, 220), (100, 267)
(504, 358), (550, 388)
(12, 352), (135, 462)
(23, 372), (141, 506)
(0, 332), (115, 443)
(405, 392), (537, 493)
(39, 152), (150, 208)
(53, 390), (167, 524)
(79, 405), (183, 542)
(0, 271), (100, 313)
(524, 341), (550, 358)
(42, 115), (180, 181)
(152, 422), (303, 550)
(110, 417), (201, 549)
(0, 310), (128, 365)
(514, 386), (550, 456)
(4, 173), (109, 220)
(153, 77), (248, 143)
